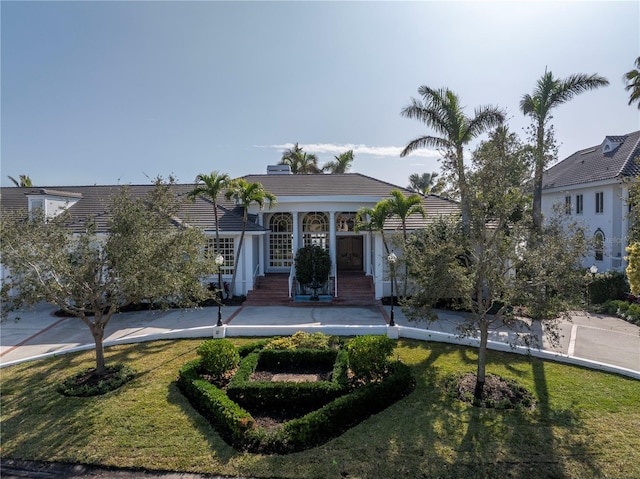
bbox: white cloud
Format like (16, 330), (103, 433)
(255, 143), (441, 159)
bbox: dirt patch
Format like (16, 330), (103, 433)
(450, 373), (536, 410)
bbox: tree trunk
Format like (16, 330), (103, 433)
(532, 123), (545, 232)
(89, 319), (107, 375)
(213, 202), (225, 299)
(474, 321), (489, 403)
(456, 148), (470, 235)
(229, 219), (247, 298)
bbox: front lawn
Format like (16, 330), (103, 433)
(1, 338), (639, 479)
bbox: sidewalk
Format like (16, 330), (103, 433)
(1, 302), (639, 378)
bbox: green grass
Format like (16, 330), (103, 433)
(2, 338), (639, 479)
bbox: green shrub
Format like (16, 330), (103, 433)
(264, 331), (339, 350)
(197, 339), (240, 380)
(600, 299), (628, 315)
(347, 335), (395, 382)
(588, 271), (628, 304)
(626, 303), (640, 323)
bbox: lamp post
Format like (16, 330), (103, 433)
(215, 253), (224, 327)
(387, 251), (397, 326)
(588, 264), (598, 306)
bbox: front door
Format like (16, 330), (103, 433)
(336, 236), (363, 271)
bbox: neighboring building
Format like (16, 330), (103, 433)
(0, 169), (459, 300)
(541, 130), (640, 272)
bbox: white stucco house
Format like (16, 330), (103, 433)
(0, 168), (459, 302)
(541, 130), (640, 272)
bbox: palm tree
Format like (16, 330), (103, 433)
(384, 189), (426, 297)
(187, 171), (231, 298)
(7, 174), (33, 187)
(407, 172), (440, 195)
(225, 179), (276, 297)
(401, 86), (504, 232)
(521, 70), (609, 231)
(322, 150), (354, 174)
(279, 143), (321, 174)
(355, 200), (399, 299)
(624, 56), (640, 109)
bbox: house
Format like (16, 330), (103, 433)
(541, 130), (640, 272)
(0, 168), (459, 302)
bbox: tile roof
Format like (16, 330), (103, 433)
(0, 173), (459, 233)
(542, 130), (640, 190)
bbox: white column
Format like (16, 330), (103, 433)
(292, 212), (300, 259)
(258, 213), (265, 276)
(329, 211), (337, 276)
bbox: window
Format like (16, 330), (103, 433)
(336, 212), (357, 232)
(205, 237), (235, 274)
(594, 230), (605, 261)
(269, 213), (293, 268)
(576, 194), (583, 215)
(564, 195), (572, 214)
(595, 192), (604, 214)
(303, 212), (329, 250)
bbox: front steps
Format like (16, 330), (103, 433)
(244, 271), (376, 306)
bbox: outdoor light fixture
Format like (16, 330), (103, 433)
(215, 253), (224, 327)
(387, 251), (397, 327)
(587, 264), (598, 306)
(590, 264), (598, 276)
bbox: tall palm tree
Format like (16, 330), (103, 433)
(521, 70), (609, 231)
(401, 86), (504, 232)
(279, 143), (321, 174)
(187, 171), (231, 298)
(384, 189), (426, 297)
(225, 179), (277, 297)
(624, 56), (640, 109)
(322, 150), (354, 174)
(407, 172), (440, 195)
(7, 174), (33, 187)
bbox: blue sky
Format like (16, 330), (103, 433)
(2, 1), (639, 188)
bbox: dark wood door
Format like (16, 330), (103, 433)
(337, 236), (363, 271)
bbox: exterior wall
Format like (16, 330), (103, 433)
(542, 179), (629, 272)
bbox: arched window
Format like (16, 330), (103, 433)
(594, 229), (605, 262)
(303, 212), (329, 249)
(336, 212), (357, 232)
(269, 213), (293, 268)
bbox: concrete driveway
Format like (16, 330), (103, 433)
(1, 302), (638, 378)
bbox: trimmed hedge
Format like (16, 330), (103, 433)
(176, 360), (254, 448)
(177, 338), (416, 454)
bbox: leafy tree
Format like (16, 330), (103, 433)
(279, 143), (321, 174)
(0, 178), (214, 375)
(403, 127), (587, 402)
(624, 56), (640, 109)
(187, 171), (231, 298)
(520, 70), (609, 231)
(625, 243), (640, 295)
(407, 172), (443, 195)
(224, 179), (276, 297)
(322, 150), (354, 174)
(7, 174), (33, 187)
(400, 86), (504, 232)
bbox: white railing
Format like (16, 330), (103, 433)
(288, 263), (295, 298)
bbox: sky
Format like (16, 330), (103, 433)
(1, 1), (639, 189)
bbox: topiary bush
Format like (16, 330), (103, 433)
(347, 335), (396, 383)
(197, 339), (240, 381)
